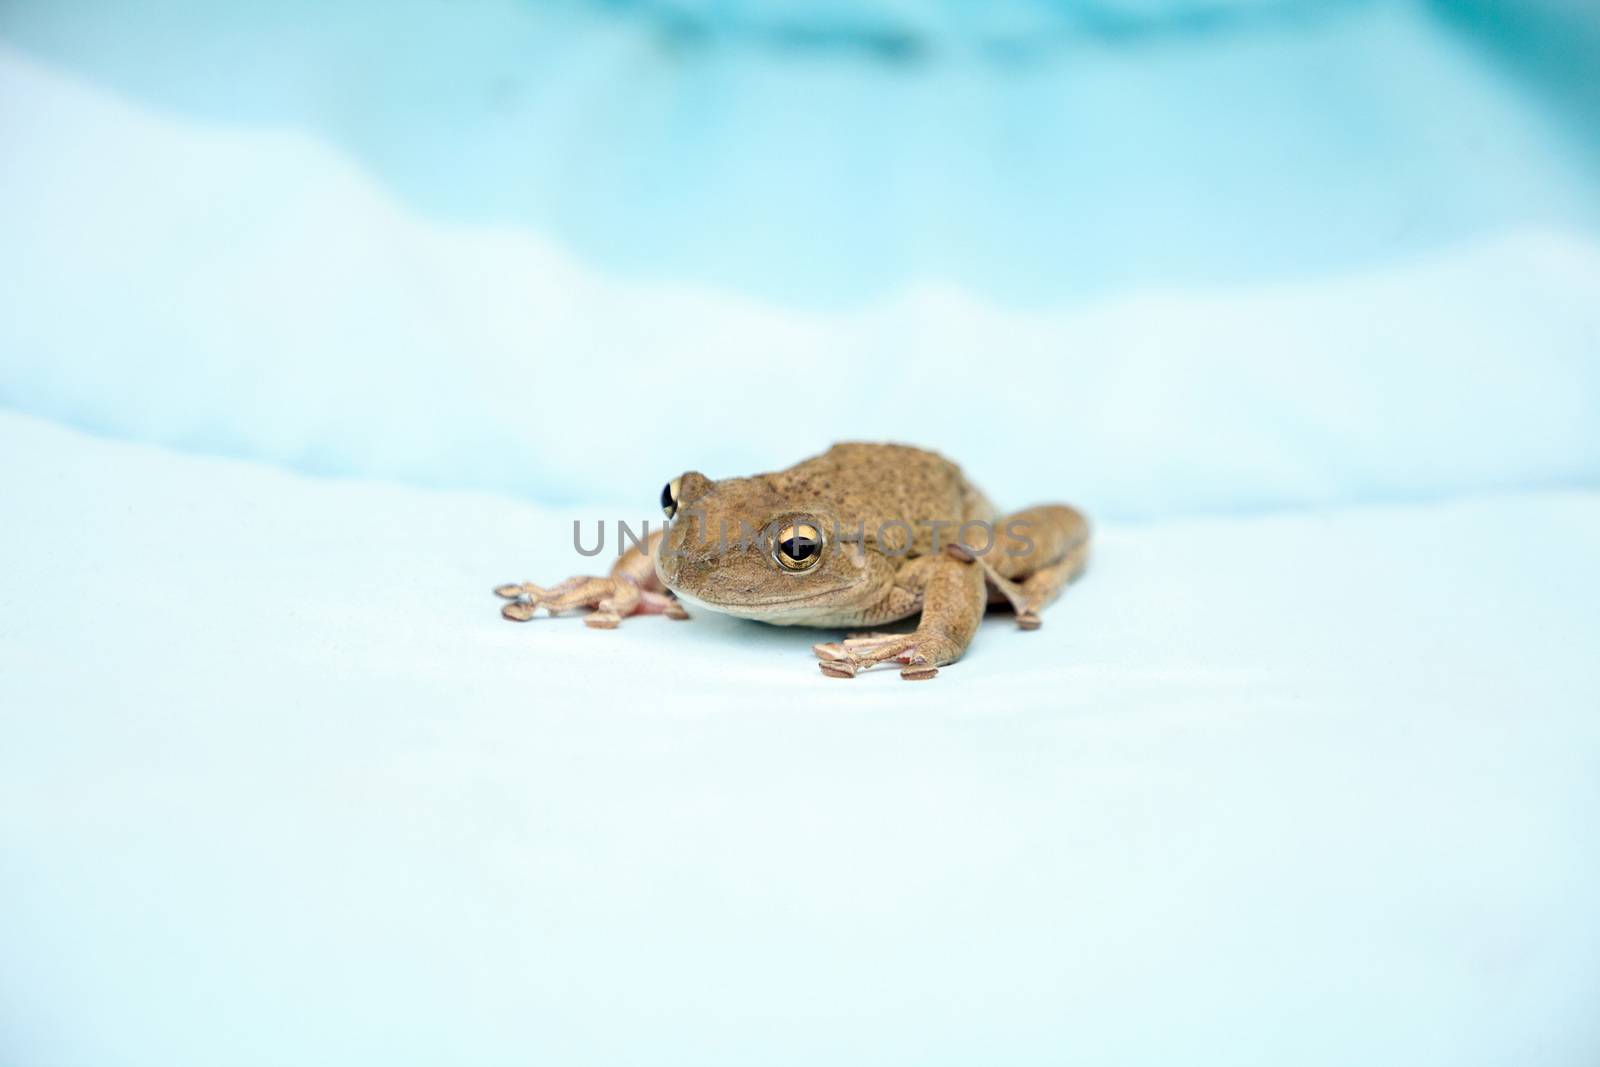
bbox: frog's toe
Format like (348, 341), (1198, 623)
(501, 600), (538, 622)
(584, 610), (622, 629)
(1016, 610), (1042, 630)
(899, 655), (939, 681)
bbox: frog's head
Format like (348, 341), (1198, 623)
(654, 470), (894, 626)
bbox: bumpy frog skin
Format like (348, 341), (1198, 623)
(494, 444), (1089, 681)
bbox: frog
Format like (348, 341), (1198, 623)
(494, 443), (1089, 680)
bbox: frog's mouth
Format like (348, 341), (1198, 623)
(672, 585), (859, 620)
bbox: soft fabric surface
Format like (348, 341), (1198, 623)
(4, 411), (1597, 1065)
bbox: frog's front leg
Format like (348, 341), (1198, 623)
(494, 529), (688, 629)
(814, 554), (985, 681)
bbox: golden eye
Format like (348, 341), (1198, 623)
(773, 522), (824, 571)
(661, 477), (682, 519)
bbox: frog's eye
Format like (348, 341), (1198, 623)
(661, 477), (682, 519)
(773, 522), (824, 571)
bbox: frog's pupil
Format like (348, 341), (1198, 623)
(660, 483), (674, 512)
(781, 535), (817, 560)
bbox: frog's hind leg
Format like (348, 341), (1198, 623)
(958, 504), (1090, 630)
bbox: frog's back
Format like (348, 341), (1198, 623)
(770, 443), (995, 554)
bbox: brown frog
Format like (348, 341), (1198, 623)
(495, 443), (1089, 680)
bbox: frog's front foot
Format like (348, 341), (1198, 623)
(812, 631), (952, 681)
(494, 577), (686, 628)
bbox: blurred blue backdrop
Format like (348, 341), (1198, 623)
(5, 0), (1600, 305)
(1, 0), (1597, 515)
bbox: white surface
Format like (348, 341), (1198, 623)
(3, 411), (1598, 1065)
(4, 44), (1600, 518)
